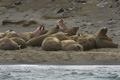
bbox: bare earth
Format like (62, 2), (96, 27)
(0, 0), (120, 65)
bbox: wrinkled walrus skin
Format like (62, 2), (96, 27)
(94, 27), (118, 48)
(50, 32), (70, 41)
(0, 38), (20, 50)
(42, 37), (61, 51)
(61, 40), (83, 51)
(26, 25), (60, 47)
(10, 37), (27, 49)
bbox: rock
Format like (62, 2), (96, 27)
(96, 1), (108, 8)
(14, 1), (22, 5)
(82, 22), (93, 26)
(53, 8), (64, 14)
(74, 0), (87, 4)
(51, 0), (55, 2)
(85, 30), (93, 34)
(113, 31), (120, 36)
(108, 19), (116, 25)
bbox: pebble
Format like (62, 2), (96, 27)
(108, 19), (116, 25)
(82, 22), (93, 26)
(96, 1), (108, 8)
(53, 8), (64, 14)
(74, 0), (87, 4)
(113, 31), (120, 36)
(85, 30), (93, 34)
(14, 1), (22, 5)
(51, 0), (55, 2)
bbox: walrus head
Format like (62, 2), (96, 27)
(32, 25), (47, 37)
(99, 27), (108, 35)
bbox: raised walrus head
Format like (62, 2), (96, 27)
(95, 27), (118, 48)
(57, 19), (67, 32)
(32, 25), (48, 37)
(98, 27), (108, 36)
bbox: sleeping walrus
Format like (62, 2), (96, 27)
(10, 37), (27, 49)
(0, 38), (20, 50)
(42, 37), (61, 51)
(61, 40), (83, 51)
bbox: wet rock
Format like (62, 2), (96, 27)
(53, 8), (64, 14)
(108, 19), (116, 25)
(113, 31), (120, 36)
(14, 1), (22, 5)
(96, 1), (108, 8)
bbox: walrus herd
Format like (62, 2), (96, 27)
(0, 19), (118, 51)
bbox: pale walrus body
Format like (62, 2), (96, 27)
(42, 37), (61, 51)
(0, 33), (6, 39)
(79, 33), (96, 50)
(61, 40), (83, 51)
(50, 32), (70, 41)
(26, 25), (60, 47)
(94, 27), (118, 48)
(0, 38), (20, 50)
(5, 31), (19, 38)
(10, 37), (27, 49)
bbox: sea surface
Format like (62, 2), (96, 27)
(0, 65), (120, 80)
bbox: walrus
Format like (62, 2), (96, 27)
(5, 31), (19, 38)
(18, 26), (48, 41)
(57, 19), (67, 32)
(0, 33), (6, 39)
(26, 25), (59, 47)
(10, 37), (26, 49)
(42, 37), (61, 51)
(64, 26), (79, 36)
(94, 27), (118, 48)
(50, 32), (70, 41)
(0, 38), (20, 50)
(70, 35), (79, 41)
(61, 40), (83, 51)
(79, 33), (96, 49)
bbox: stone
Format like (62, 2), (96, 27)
(53, 8), (64, 14)
(96, 1), (108, 8)
(74, 0), (87, 4)
(113, 31), (120, 36)
(14, 1), (22, 5)
(108, 19), (116, 25)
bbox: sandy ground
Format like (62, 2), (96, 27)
(0, 0), (120, 65)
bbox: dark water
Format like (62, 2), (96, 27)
(0, 65), (120, 80)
